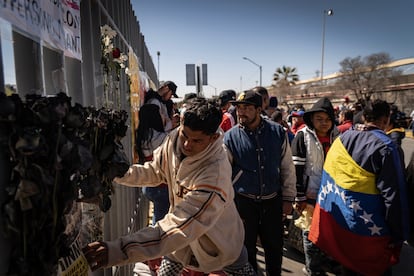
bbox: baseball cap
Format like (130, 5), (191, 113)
(183, 92), (197, 102)
(163, 81), (178, 98)
(218, 90), (236, 105)
(231, 90), (262, 107)
(291, 110), (305, 117)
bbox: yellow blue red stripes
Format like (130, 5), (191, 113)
(324, 138), (378, 195)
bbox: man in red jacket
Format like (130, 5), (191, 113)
(337, 109), (353, 133)
(218, 90), (236, 132)
(290, 110), (305, 135)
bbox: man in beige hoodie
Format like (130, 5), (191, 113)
(83, 98), (255, 275)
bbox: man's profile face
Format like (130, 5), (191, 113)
(262, 94), (269, 109)
(292, 116), (304, 126)
(178, 126), (218, 157)
(160, 85), (172, 101)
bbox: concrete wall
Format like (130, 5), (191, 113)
(268, 73), (414, 115)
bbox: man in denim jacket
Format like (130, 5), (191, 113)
(224, 90), (296, 275)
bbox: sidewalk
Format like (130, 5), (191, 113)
(147, 187), (414, 275)
(256, 242), (414, 275)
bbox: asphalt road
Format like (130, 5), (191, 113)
(258, 136), (414, 276)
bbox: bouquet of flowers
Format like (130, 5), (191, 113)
(100, 24), (128, 78)
(0, 92), (129, 275)
(100, 24), (128, 109)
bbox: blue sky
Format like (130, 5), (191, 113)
(131, 0), (414, 98)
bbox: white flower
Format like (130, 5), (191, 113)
(108, 30), (117, 39)
(100, 25), (128, 77)
(103, 44), (114, 55)
(101, 24), (117, 39)
(100, 24), (112, 35)
(103, 36), (111, 47)
(125, 67), (139, 76)
(120, 54), (128, 62)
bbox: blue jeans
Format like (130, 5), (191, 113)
(302, 229), (329, 274)
(143, 185), (169, 225)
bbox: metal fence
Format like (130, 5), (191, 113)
(0, 1), (156, 275)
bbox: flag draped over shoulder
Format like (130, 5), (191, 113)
(308, 132), (406, 276)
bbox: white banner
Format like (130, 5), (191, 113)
(0, 0), (82, 60)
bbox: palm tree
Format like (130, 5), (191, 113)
(273, 66), (299, 86)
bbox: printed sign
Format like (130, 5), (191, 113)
(0, 0), (82, 60)
(57, 201), (91, 276)
(57, 238), (91, 276)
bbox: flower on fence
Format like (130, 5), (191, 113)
(100, 24), (128, 109)
(100, 24), (128, 80)
(0, 92), (129, 275)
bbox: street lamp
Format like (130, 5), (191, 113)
(157, 51), (160, 89)
(243, 57), (262, 86)
(320, 9), (333, 85)
(208, 84), (217, 97)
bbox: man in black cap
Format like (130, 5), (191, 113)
(252, 86), (270, 118)
(162, 81), (179, 98)
(224, 90), (296, 275)
(183, 92), (197, 103)
(144, 80), (179, 132)
(218, 89), (236, 132)
(226, 90), (238, 123)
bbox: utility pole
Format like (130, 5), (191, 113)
(157, 51), (160, 89)
(321, 9), (333, 85)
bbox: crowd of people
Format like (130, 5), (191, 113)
(82, 81), (412, 276)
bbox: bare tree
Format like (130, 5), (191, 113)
(336, 52), (401, 105)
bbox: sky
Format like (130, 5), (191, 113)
(131, 0), (414, 98)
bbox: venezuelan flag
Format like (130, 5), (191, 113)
(309, 135), (403, 276)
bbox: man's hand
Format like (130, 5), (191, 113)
(172, 113), (180, 129)
(295, 201), (307, 215)
(82, 241), (109, 271)
(282, 201), (293, 221)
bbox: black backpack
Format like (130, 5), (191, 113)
(144, 88), (162, 104)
